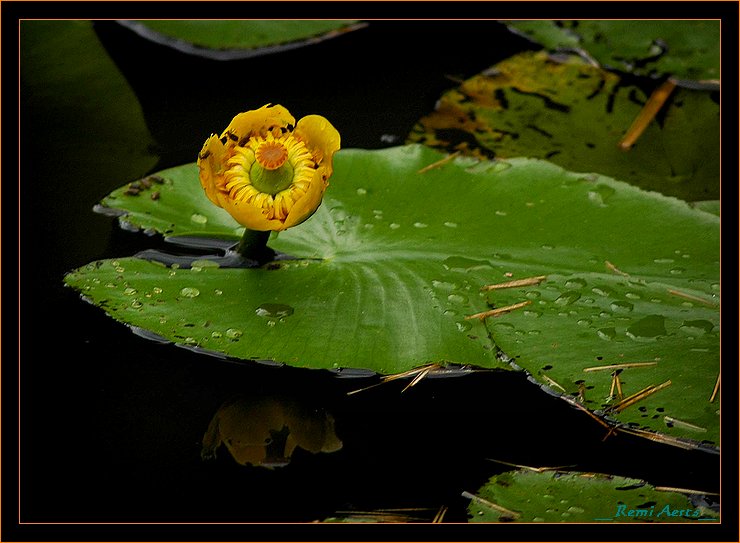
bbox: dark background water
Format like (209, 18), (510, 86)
(6, 4), (738, 542)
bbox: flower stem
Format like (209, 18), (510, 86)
(234, 229), (275, 264)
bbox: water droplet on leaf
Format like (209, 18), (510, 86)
(456, 321), (472, 332)
(626, 315), (666, 340)
(555, 291), (581, 306)
(432, 280), (457, 292)
(680, 320), (714, 335)
(255, 303), (294, 319)
(180, 287), (200, 298)
(597, 327), (617, 341)
(447, 293), (467, 304)
(610, 300), (634, 313)
(587, 184), (616, 206)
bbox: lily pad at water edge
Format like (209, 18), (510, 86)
(466, 469), (718, 522)
(506, 20), (720, 81)
(118, 20), (364, 60)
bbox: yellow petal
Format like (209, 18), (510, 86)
(220, 104), (295, 144)
(197, 134), (228, 207)
(294, 114), (341, 170)
(283, 169), (328, 229)
(215, 190), (285, 232)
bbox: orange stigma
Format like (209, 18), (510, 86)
(255, 141), (289, 170)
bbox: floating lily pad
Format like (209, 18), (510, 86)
(506, 20), (720, 81)
(467, 469), (718, 522)
(65, 145), (719, 443)
(119, 20), (363, 60)
(408, 51), (719, 202)
(20, 20), (158, 179)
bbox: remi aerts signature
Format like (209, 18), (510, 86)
(594, 503), (717, 521)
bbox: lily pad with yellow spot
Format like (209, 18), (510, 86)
(407, 51), (719, 202)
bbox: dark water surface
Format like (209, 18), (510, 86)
(12, 14), (732, 541)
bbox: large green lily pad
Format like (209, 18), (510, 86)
(65, 145), (719, 443)
(467, 469), (718, 522)
(506, 20), (720, 81)
(408, 51), (719, 202)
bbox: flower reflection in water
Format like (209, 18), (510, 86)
(201, 395), (342, 468)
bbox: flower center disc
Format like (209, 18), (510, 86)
(255, 141), (289, 170)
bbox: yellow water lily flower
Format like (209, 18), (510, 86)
(198, 104), (340, 232)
